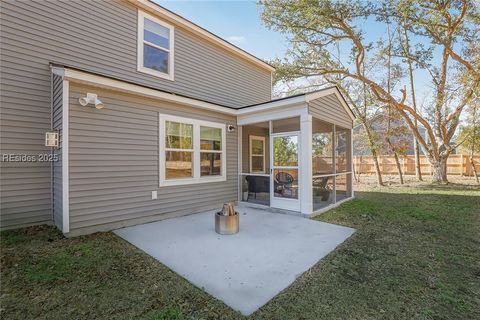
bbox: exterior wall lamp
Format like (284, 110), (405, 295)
(79, 93), (104, 109)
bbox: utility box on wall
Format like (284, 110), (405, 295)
(45, 131), (59, 148)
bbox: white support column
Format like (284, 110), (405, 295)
(350, 128), (354, 198)
(62, 80), (70, 234)
(237, 125), (243, 202)
(332, 124), (337, 203)
(300, 114), (313, 215)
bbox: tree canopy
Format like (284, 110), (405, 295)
(260, 0), (480, 182)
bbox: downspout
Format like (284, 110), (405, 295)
(50, 67), (54, 223)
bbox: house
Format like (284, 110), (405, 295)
(352, 111), (428, 156)
(0, 0), (355, 236)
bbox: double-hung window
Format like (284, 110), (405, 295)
(164, 121), (194, 179)
(249, 135), (266, 173)
(138, 11), (174, 80)
(200, 126), (223, 176)
(160, 114), (226, 186)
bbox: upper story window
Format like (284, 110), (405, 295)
(137, 11), (174, 81)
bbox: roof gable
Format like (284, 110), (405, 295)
(128, 0), (275, 72)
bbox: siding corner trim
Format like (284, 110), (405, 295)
(62, 80), (70, 233)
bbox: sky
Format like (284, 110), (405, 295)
(155, 0), (435, 104)
(156, 0), (287, 60)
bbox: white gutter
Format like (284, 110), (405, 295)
(236, 95), (306, 116)
(52, 67), (238, 116)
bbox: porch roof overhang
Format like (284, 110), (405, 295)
(51, 66), (354, 122)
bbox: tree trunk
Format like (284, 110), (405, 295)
(403, 26), (423, 182)
(353, 157), (360, 182)
(393, 152), (404, 184)
(431, 157), (448, 183)
(371, 148), (383, 186)
(413, 139), (423, 181)
(470, 156), (479, 184)
(363, 124), (383, 186)
(385, 136), (404, 184)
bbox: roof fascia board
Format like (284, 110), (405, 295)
(237, 104), (308, 126)
(57, 68), (237, 116)
(128, 0), (275, 72)
(52, 68), (354, 122)
(236, 96), (306, 116)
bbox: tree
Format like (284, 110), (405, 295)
(338, 80), (385, 186)
(377, 108), (410, 184)
(379, 21), (406, 184)
(273, 136), (298, 166)
(260, 0), (480, 182)
(398, 21), (423, 181)
(457, 97), (480, 183)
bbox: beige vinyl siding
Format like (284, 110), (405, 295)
(52, 74), (63, 230)
(0, 73), (52, 230)
(67, 84), (238, 235)
(308, 94), (353, 129)
(0, 0), (271, 108)
(0, 0), (270, 230)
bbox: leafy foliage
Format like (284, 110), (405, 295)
(259, 0), (480, 182)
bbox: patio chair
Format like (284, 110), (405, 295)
(245, 175), (269, 200)
(313, 177), (331, 201)
(274, 172), (295, 197)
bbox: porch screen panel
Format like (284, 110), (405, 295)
(335, 127), (350, 173)
(312, 176), (334, 210)
(312, 118), (334, 175)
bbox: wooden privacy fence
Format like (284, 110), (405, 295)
(353, 154), (480, 176)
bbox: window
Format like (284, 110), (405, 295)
(138, 11), (174, 80)
(200, 126), (222, 176)
(249, 135), (265, 173)
(159, 114), (226, 186)
(165, 121), (193, 179)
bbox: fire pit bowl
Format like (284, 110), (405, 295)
(215, 211), (239, 235)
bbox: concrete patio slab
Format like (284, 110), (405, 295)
(114, 207), (355, 316)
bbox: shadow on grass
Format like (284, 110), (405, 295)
(322, 189), (479, 227)
(293, 188), (480, 320)
(1, 185), (479, 320)
(415, 182), (480, 191)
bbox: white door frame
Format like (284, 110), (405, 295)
(270, 131), (301, 211)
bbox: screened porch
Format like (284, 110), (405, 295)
(237, 89), (354, 216)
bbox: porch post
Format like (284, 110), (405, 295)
(300, 113), (313, 215)
(350, 128), (354, 198)
(237, 125), (243, 202)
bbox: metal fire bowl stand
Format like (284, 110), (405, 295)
(215, 212), (239, 235)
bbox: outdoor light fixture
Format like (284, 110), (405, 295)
(227, 124), (236, 132)
(79, 93), (104, 109)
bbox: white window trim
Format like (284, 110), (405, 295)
(249, 135), (266, 173)
(137, 10), (175, 81)
(159, 114), (226, 187)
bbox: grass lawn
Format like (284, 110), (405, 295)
(1, 183), (479, 319)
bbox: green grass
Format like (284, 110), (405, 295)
(1, 184), (479, 319)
